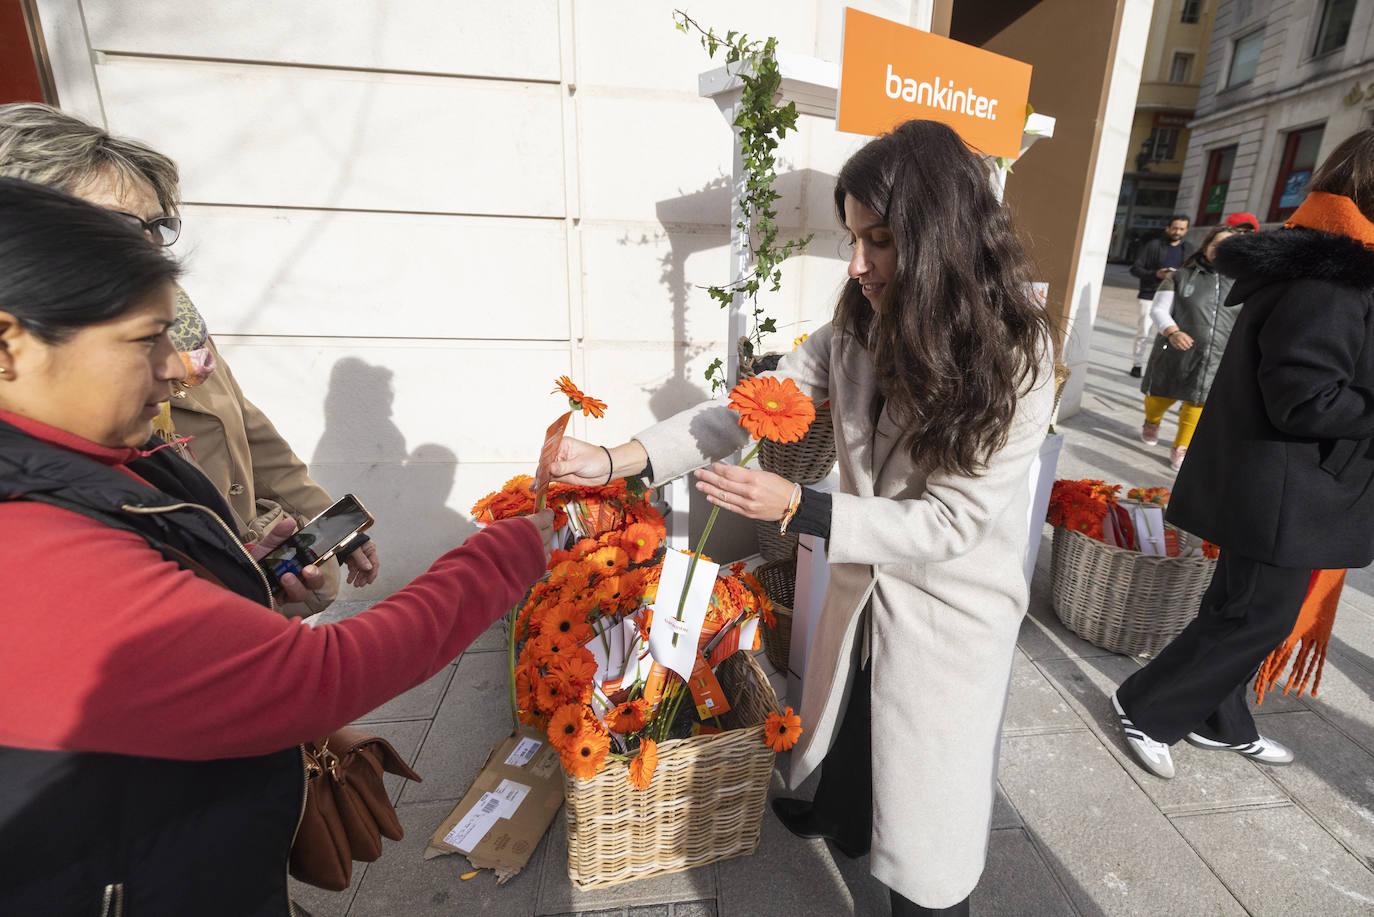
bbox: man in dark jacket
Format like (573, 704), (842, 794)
(1110, 130), (1374, 781)
(1128, 215), (1194, 376)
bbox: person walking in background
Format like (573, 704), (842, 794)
(0, 102), (381, 614)
(1112, 130), (1374, 780)
(1128, 215), (1194, 377)
(1225, 211), (1260, 233)
(1139, 225), (1239, 471)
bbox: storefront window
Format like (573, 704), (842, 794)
(1268, 125), (1325, 222)
(1314, 0), (1357, 57)
(1197, 145), (1236, 225)
(1228, 30), (1264, 87)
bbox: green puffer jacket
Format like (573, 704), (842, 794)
(1141, 259), (1239, 405)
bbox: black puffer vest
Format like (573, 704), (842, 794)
(0, 420), (305, 916)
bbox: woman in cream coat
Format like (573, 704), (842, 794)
(554, 121), (1054, 915)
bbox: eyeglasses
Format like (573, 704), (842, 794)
(111, 211), (182, 247)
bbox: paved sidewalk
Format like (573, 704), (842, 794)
(294, 284), (1374, 916)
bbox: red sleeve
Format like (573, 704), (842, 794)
(0, 504), (545, 760)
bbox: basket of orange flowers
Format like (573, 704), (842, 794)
(1047, 481), (1218, 656)
(472, 376), (809, 889)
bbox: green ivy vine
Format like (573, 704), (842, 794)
(673, 10), (814, 393)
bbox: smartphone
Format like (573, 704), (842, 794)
(258, 494), (374, 592)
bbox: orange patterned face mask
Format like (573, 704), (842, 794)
(178, 346), (217, 387)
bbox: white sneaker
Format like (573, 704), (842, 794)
(1112, 692), (1175, 778)
(1185, 732), (1295, 766)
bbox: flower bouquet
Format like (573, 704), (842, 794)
(1045, 479), (1218, 656)
(469, 377), (806, 888)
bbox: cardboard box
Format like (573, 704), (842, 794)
(424, 726), (565, 883)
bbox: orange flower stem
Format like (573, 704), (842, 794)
(671, 440), (762, 647)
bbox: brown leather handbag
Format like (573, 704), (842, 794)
(289, 727), (423, 891)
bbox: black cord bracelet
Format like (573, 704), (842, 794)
(601, 445), (614, 486)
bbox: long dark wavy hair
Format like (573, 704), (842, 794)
(833, 120), (1052, 477)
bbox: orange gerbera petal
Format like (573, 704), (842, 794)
(728, 376), (816, 443)
(622, 522), (662, 564)
(586, 545), (629, 575)
(534, 675), (570, 713)
(537, 602), (594, 645)
(763, 706), (803, 752)
(547, 704), (589, 752)
(606, 698), (649, 735)
(560, 726), (611, 780)
(552, 648), (598, 692)
(628, 737), (659, 790)
(552, 375), (608, 419)
(531, 632), (575, 665)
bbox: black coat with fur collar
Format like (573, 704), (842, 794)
(1166, 227), (1374, 568)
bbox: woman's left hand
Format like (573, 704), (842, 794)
(694, 463), (796, 521)
(342, 539), (381, 587)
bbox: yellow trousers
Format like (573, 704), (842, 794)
(1145, 395), (1203, 448)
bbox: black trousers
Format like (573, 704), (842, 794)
(811, 665), (972, 917)
(1115, 552), (1310, 744)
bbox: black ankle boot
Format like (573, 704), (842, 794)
(770, 797), (869, 858)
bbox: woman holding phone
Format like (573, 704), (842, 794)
(0, 179), (551, 914)
(553, 120), (1055, 915)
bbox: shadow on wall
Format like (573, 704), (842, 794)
(310, 356), (475, 597)
(627, 168), (845, 424)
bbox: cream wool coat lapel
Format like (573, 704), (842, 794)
(635, 321), (1054, 908)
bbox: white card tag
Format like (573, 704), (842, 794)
(648, 549), (719, 681)
(503, 737), (543, 767)
(443, 792), (503, 853)
(491, 779), (531, 819)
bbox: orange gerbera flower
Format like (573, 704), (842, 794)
(537, 602), (594, 645)
(534, 675), (566, 713)
(622, 522), (662, 564)
(530, 632), (575, 665)
(606, 698), (649, 734)
(516, 668), (535, 714)
(728, 376), (815, 443)
(628, 737), (659, 790)
(586, 545), (629, 575)
(547, 704), (590, 752)
(552, 648), (598, 693)
(763, 706), (803, 752)
(553, 375), (608, 419)
(561, 726), (611, 780)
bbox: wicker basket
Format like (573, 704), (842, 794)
(1048, 525), (1217, 656)
(759, 400), (837, 485)
(754, 520), (798, 562)
(562, 651), (780, 889)
(754, 559), (796, 674)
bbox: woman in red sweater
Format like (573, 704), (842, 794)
(0, 178), (549, 915)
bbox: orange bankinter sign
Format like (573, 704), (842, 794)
(836, 8), (1032, 158)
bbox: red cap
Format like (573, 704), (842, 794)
(1225, 212), (1260, 229)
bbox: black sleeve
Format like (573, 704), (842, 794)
(786, 487), (832, 540)
(1130, 240), (1157, 281)
(1258, 280), (1374, 440)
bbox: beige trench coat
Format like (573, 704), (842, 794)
(172, 338), (340, 615)
(636, 322), (1054, 907)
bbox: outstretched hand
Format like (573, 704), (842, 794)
(549, 436), (613, 486)
(694, 463), (797, 522)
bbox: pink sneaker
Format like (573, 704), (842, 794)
(1170, 446), (1187, 470)
(1140, 422), (1160, 446)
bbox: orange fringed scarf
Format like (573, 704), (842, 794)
(1284, 191), (1374, 248)
(1255, 569), (1345, 704)
(1252, 190), (1372, 704)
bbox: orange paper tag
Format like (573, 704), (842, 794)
(688, 653), (732, 720)
(533, 411), (572, 512)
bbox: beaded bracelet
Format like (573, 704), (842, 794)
(778, 483), (803, 535)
